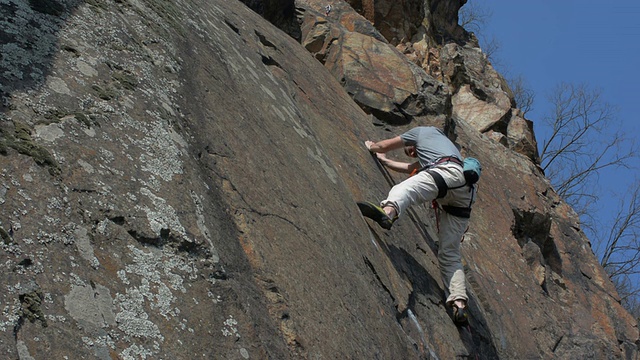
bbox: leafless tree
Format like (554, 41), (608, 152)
(478, 35), (503, 72)
(458, 1), (504, 75)
(597, 182), (640, 317)
(507, 75), (535, 115)
(461, 1), (640, 315)
(611, 268), (640, 320)
(600, 184), (640, 277)
(614, 278), (640, 319)
(539, 82), (640, 314)
(539, 83), (636, 220)
(459, 1), (492, 35)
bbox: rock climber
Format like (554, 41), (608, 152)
(359, 126), (477, 325)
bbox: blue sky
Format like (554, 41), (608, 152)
(482, 1), (639, 147)
(478, 1), (639, 281)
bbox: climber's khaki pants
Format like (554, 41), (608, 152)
(380, 162), (474, 305)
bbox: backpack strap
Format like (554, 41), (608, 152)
(426, 170), (448, 199)
(427, 170), (475, 218)
(440, 205), (471, 218)
(419, 156), (463, 198)
(426, 169), (470, 199)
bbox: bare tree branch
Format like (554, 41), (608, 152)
(600, 183), (640, 279)
(459, 1), (492, 34)
(480, 36), (501, 65)
(611, 274), (640, 318)
(507, 75), (534, 115)
(461, 0), (640, 315)
(539, 83), (636, 213)
(538, 82), (640, 315)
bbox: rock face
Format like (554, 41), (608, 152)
(0, 0), (637, 359)
(299, 0), (450, 126)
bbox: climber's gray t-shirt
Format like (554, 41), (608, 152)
(400, 126), (461, 168)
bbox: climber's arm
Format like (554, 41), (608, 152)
(364, 136), (405, 153)
(375, 153), (420, 174)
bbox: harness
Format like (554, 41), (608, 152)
(420, 156), (475, 219)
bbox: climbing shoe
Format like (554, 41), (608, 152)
(357, 201), (396, 230)
(452, 304), (469, 326)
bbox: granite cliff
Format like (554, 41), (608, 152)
(0, 0), (638, 358)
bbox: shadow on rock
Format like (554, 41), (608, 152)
(0, 0), (85, 110)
